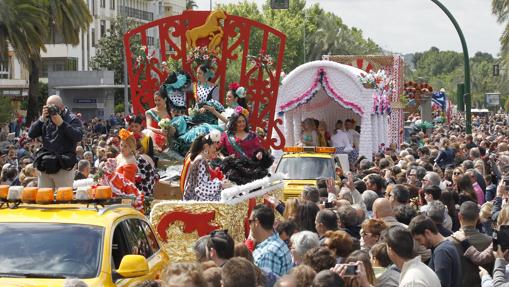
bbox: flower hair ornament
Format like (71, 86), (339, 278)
(228, 82), (247, 99)
(167, 74), (188, 90)
(234, 106), (250, 118)
(205, 129), (221, 143)
(119, 128), (134, 141)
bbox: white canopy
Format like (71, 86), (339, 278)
(276, 60), (389, 159)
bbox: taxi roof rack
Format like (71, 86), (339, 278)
(283, 146), (337, 154)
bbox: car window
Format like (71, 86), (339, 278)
(0, 223), (103, 279)
(276, 157), (335, 180)
(139, 220), (160, 253)
(111, 222), (131, 270)
(124, 219), (154, 259)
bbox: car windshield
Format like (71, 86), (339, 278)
(276, 157), (335, 180)
(0, 223), (103, 279)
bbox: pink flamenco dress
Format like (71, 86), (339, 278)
(102, 158), (145, 211)
(146, 109), (170, 151)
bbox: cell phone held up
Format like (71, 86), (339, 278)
(493, 225), (509, 252)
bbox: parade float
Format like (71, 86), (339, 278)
(324, 55), (405, 146)
(276, 60), (394, 159)
(121, 10), (288, 262)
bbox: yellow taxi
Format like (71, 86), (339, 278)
(275, 146), (345, 200)
(0, 202), (169, 287)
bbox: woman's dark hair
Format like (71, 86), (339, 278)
(370, 242), (392, 267)
(226, 113), (249, 135)
(198, 64), (213, 80)
(228, 88), (247, 109)
(207, 230), (235, 260)
(295, 201), (320, 233)
(189, 134), (215, 161)
(456, 175), (478, 204)
(440, 190), (459, 220)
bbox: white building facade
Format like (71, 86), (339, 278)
(41, 0), (186, 81)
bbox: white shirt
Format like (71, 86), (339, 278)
(331, 129), (352, 151)
(346, 129), (360, 149)
(399, 256), (441, 287)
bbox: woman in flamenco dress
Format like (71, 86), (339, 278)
(126, 115), (154, 161)
(102, 129), (144, 210)
(145, 91), (170, 152)
(204, 82), (248, 130)
(218, 108), (274, 185)
(183, 130), (226, 201)
(161, 67), (224, 156)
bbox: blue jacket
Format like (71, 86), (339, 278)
(28, 107), (83, 157)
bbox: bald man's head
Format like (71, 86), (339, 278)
(46, 95), (64, 108)
(372, 198), (393, 219)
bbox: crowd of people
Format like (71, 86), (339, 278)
(55, 107), (509, 287)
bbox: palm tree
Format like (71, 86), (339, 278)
(0, 0), (47, 66)
(186, 0), (198, 10)
(493, 0), (509, 62)
(24, 0), (92, 123)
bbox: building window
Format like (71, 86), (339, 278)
(92, 28), (96, 47)
(147, 36), (155, 47)
(110, 0), (115, 10)
(0, 61), (8, 79)
(91, 0), (96, 16)
(100, 20), (106, 37)
(41, 58), (78, 78)
(100, 0), (105, 8)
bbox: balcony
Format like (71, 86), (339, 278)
(119, 5), (153, 21)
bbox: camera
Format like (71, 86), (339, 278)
(47, 104), (60, 117)
(342, 263), (359, 277)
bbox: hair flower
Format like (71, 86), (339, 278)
(206, 129), (221, 143)
(234, 106), (243, 114)
(228, 82), (240, 91)
(118, 128), (133, 141)
(235, 87), (246, 98)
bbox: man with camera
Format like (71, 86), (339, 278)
(28, 95), (83, 189)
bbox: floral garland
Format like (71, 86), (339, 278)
(248, 51), (274, 72)
(358, 70), (394, 115)
(279, 68), (364, 115)
(187, 46), (218, 78)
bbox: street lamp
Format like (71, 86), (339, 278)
(430, 0), (471, 134)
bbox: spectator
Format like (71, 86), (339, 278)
(315, 209), (338, 243)
(362, 190), (379, 218)
(394, 205), (417, 226)
(303, 247), (336, 273)
(161, 263), (207, 287)
(360, 219), (387, 252)
(450, 201), (492, 287)
(385, 226), (440, 287)
(372, 198), (407, 228)
(75, 159), (90, 180)
(409, 215), (462, 287)
(337, 205), (361, 240)
(221, 257), (258, 287)
(370, 242), (399, 287)
(312, 270), (344, 287)
(206, 230), (234, 267)
(426, 201), (452, 236)
(289, 265), (316, 287)
(250, 205), (293, 276)
(202, 267), (221, 287)
(295, 201), (320, 233)
(29, 95), (83, 189)
(274, 275), (298, 287)
(194, 235), (210, 263)
(342, 250), (375, 287)
(289, 231), (319, 265)
(277, 220), (299, 246)
(387, 184), (410, 208)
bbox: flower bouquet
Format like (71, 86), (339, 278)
(159, 118), (176, 139)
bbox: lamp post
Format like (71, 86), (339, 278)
(430, 0), (471, 134)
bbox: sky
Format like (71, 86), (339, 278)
(194, 0), (504, 56)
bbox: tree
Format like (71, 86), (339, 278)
(186, 0), (198, 10)
(24, 0), (92, 124)
(0, 0), (47, 66)
(90, 17), (140, 85)
(218, 0), (380, 72)
(492, 0), (509, 62)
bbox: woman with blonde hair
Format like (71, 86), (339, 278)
(343, 250), (376, 287)
(19, 163), (38, 187)
(283, 198), (300, 220)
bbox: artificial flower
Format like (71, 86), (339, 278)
(119, 128), (133, 141)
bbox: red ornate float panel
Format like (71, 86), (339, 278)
(124, 10), (287, 150)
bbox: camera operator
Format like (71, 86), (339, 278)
(28, 95), (83, 189)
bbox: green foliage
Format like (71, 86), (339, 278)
(407, 47), (508, 108)
(218, 0), (381, 72)
(90, 17), (140, 84)
(115, 103), (125, 113)
(0, 97), (13, 124)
